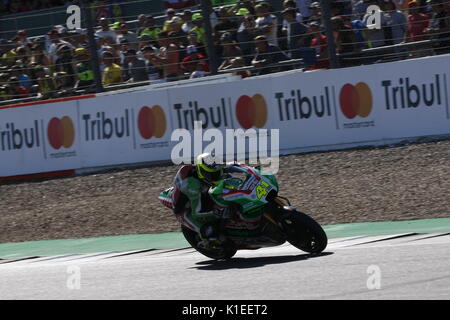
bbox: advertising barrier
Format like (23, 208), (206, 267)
(1, 54), (450, 178)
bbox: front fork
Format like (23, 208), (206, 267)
(264, 197), (298, 235)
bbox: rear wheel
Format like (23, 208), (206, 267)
(181, 225), (237, 260)
(281, 210), (328, 254)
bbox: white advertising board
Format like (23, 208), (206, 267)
(77, 90), (173, 168)
(0, 100), (82, 176)
(1, 54), (449, 178)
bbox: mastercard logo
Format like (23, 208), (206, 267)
(47, 116), (75, 150)
(339, 82), (373, 119)
(235, 94), (268, 130)
(138, 105), (167, 140)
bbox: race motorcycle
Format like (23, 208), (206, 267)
(159, 164), (327, 260)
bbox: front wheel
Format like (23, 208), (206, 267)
(181, 225), (237, 260)
(281, 210), (328, 254)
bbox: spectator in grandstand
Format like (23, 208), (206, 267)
(73, 48), (95, 91)
(7, 76), (29, 99)
(96, 37), (112, 69)
(350, 18), (369, 51)
(331, 16), (356, 54)
(0, 40), (16, 67)
(47, 28), (74, 65)
(0, 72), (10, 94)
(425, 0), (450, 54)
(282, 8), (309, 59)
(34, 65), (56, 99)
(362, 0), (388, 48)
(286, 0), (304, 19)
(181, 9), (195, 34)
(54, 45), (76, 87)
(406, 0), (430, 42)
(309, 20), (330, 69)
(383, 0), (408, 45)
(124, 48), (149, 83)
(96, 17), (118, 44)
(117, 39), (131, 80)
(236, 9), (256, 61)
(218, 32), (243, 70)
(101, 51), (123, 86)
(54, 71), (74, 96)
(308, 1), (322, 24)
(14, 46), (31, 68)
(29, 41), (51, 67)
(117, 38), (130, 63)
(141, 45), (163, 80)
(147, 31), (181, 82)
(181, 45), (210, 74)
(230, 0), (257, 16)
(163, 8), (177, 31)
(58, 26), (74, 45)
(116, 23), (139, 50)
(191, 13), (206, 45)
(214, 6), (240, 40)
(138, 15), (161, 44)
(189, 61), (209, 79)
(254, 2), (278, 46)
(165, 17), (188, 47)
(228, 56), (252, 78)
(0, 85), (8, 102)
(137, 14), (147, 34)
(136, 34), (153, 52)
(66, 29), (88, 49)
(282, 0), (305, 39)
(352, 0), (369, 20)
(187, 30), (207, 57)
(251, 35), (289, 75)
(12, 30), (30, 47)
(111, 21), (122, 34)
(297, 0), (312, 21)
(9, 65), (32, 90)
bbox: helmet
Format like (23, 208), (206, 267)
(196, 153), (224, 185)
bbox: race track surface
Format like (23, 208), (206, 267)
(1, 233), (449, 300)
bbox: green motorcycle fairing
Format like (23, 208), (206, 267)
(209, 165), (279, 220)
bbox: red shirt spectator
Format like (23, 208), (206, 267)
(309, 22), (330, 69)
(181, 45), (210, 74)
(8, 77), (29, 99)
(407, 1), (430, 42)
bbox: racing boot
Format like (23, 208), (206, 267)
(198, 222), (223, 249)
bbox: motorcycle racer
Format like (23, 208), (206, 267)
(169, 153), (228, 247)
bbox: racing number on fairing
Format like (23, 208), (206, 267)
(256, 181), (270, 199)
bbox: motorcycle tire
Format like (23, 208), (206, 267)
(181, 225), (237, 260)
(281, 210), (328, 254)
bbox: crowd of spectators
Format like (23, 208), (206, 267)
(1, 0), (450, 103)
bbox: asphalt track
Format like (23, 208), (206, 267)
(1, 232), (449, 300)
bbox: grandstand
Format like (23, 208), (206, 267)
(0, 0), (449, 106)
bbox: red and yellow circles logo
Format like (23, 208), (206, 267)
(138, 105), (167, 140)
(339, 82), (373, 119)
(47, 116), (75, 150)
(235, 94), (268, 129)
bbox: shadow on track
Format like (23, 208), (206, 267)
(191, 252), (333, 270)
